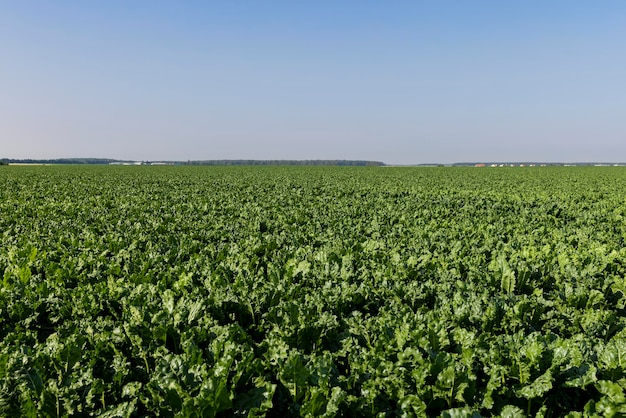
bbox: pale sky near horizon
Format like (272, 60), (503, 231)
(1, 1), (625, 164)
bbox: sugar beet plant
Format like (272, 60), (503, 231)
(2, 165), (626, 416)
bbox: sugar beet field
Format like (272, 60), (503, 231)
(2, 165), (626, 417)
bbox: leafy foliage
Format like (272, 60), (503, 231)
(2, 165), (626, 416)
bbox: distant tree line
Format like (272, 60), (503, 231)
(0, 158), (385, 166)
(0, 158), (116, 165)
(178, 160), (385, 166)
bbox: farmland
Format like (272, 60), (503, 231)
(2, 165), (626, 416)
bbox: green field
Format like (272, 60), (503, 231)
(2, 166), (626, 416)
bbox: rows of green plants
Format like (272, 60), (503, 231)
(2, 166), (626, 416)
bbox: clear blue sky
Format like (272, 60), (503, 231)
(1, 1), (625, 164)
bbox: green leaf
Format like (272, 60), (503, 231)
(233, 378), (276, 417)
(279, 352), (309, 403)
(563, 364), (597, 388)
(595, 380), (626, 404)
(323, 386), (347, 417)
(122, 382), (142, 399)
(399, 394), (427, 416)
(516, 370), (553, 399)
(492, 255), (516, 295)
(440, 407), (482, 418)
(500, 404), (525, 418)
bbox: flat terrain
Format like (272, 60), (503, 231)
(2, 166), (626, 416)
